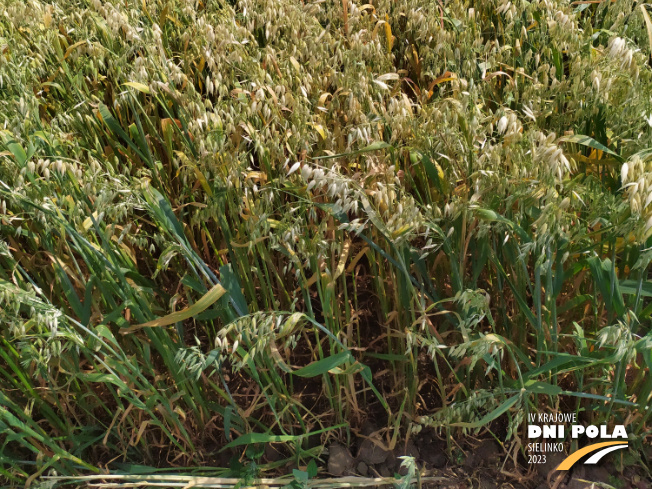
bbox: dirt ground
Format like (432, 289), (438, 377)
(321, 427), (651, 489)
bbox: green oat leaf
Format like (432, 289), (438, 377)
(313, 141), (392, 160)
(559, 134), (621, 161)
(98, 104), (149, 162)
(121, 284), (227, 333)
(292, 351), (353, 377)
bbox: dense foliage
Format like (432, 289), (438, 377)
(1, 0), (652, 484)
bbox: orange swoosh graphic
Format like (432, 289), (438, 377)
(556, 441), (628, 471)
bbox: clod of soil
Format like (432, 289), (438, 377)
(356, 461), (368, 476)
(264, 444), (283, 463)
(360, 421), (379, 436)
(425, 451), (447, 468)
(379, 465), (392, 477)
(357, 438), (390, 465)
(384, 449), (397, 471)
(327, 443), (354, 476)
(420, 438), (447, 468)
(534, 451), (565, 480)
(400, 439), (420, 459)
(394, 440), (420, 475)
(565, 465), (612, 489)
(478, 474), (498, 489)
(565, 477), (596, 489)
(464, 439), (500, 468)
(475, 439), (500, 465)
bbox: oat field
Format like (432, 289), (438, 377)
(1, 0), (652, 487)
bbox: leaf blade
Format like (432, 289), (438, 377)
(121, 284), (226, 333)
